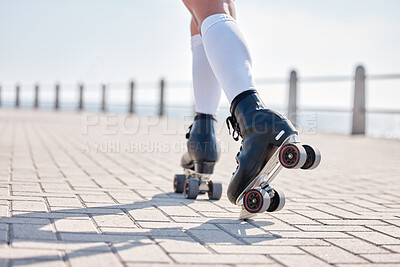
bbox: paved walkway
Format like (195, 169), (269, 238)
(0, 109), (399, 267)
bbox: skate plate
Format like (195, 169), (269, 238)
(173, 168), (222, 200)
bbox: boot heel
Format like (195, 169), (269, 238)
(194, 161), (215, 174)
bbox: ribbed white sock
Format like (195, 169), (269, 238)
(191, 34), (221, 115)
(201, 14), (256, 103)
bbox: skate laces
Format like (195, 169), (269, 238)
(226, 116), (241, 141)
(185, 124), (193, 139)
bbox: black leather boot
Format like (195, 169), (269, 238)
(181, 113), (220, 174)
(226, 90), (297, 204)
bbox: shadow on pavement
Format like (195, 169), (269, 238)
(2, 193), (280, 265)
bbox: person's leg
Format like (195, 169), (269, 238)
(183, 0), (255, 103)
(190, 18), (221, 116)
(183, 0), (300, 208)
(178, 17), (221, 180)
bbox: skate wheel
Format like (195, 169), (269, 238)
(208, 181), (222, 200)
(173, 174), (186, 193)
(267, 188), (286, 212)
(301, 144), (321, 170)
(243, 189), (270, 213)
(279, 143), (307, 169)
(184, 178), (199, 199)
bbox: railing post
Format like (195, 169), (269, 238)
(159, 79), (165, 117)
(288, 70), (297, 126)
(55, 83), (60, 110)
(78, 83), (84, 111)
(15, 84), (20, 108)
(352, 65), (366, 135)
(101, 84), (107, 112)
(129, 81), (135, 114)
(34, 83), (39, 109)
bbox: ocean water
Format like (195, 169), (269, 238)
(2, 101), (399, 139)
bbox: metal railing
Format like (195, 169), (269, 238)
(0, 65), (399, 135)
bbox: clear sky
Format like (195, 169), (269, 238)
(0, 0), (399, 109)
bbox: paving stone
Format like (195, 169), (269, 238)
(136, 221), (218, 230)
(113, 241), (171, 263)
(128, 207), (171, 222)
(268, 230), (352, 239)
(216, 222), (275, 238)
(368, 225), (400, 238)
(47, 197), (82, 208)
(361, 253), (400, 263)
(12, 201), (47, 212)
(169, 216), (209, 223)
(10, 259), (65, 267)
(294, 210), (341, 220)
(11, 223), (57, 241)
(295, 225), (369, 232)
(384, 245), (400, 253)
(186, 229), (244, 245)
(92, 214), (136, 228)
(66, 250), (122, 267)
(209, 244), (304, 255)
(51, 207), (124, 215)
(54, 219), (98, 233)
(336, 264), (400, 267)
(100, 227), (187, 237)
(272, 213), (321, 225)
(327, 238), (390, 254)
(11, 184), (41, 192)
(271, 254), (332, 267)
(12, 211), (89, 220)
(157, 205), (201, 217)
(11, 241), (110, 251)
(79, 194), (114, 204)
(301, 245), (368, 264)
(170, 254), (271, 264)
(155, 236), (210, 254)
(0, 206), (8, 217)
(317, 219), (388, 226)
(59, 233), (142, 243)
(350, 231), (400, 245)
(240, 238), (331, 246)
(383, 219), (400, 227)
(0, 230), (7, 243)
(41, 182), (71, 192)
(0, 247), (61, 260)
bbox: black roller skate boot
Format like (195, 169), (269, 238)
(173, 113), (223, 200)
(226, 90), (321, 219)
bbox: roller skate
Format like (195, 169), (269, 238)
(173, 113), (223, 200)
(225, 90), (321, 220)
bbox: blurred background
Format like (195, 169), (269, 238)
(0, 0), (399, 138)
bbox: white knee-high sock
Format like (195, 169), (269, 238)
(191, 34), (221, 115)
(201, 14), (256, 103)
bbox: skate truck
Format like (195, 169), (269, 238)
(173, 161), (223, 201)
